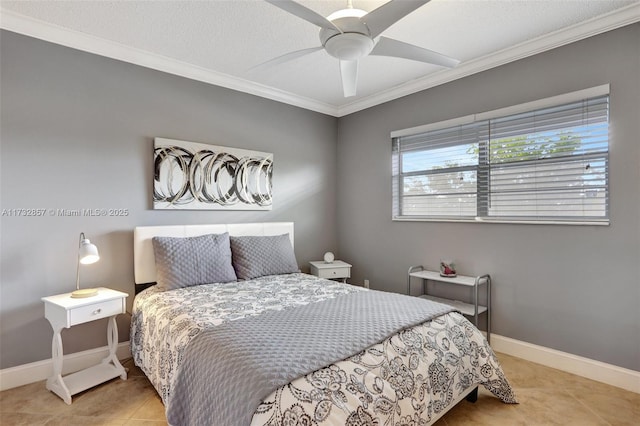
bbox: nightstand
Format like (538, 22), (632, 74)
(41, 287), (128, 404)
(309, 260), (351, 283)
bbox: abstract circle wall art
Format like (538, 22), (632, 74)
(153, 138), (273, 210)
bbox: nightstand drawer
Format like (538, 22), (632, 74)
(316, 267), (351, 279)
(69, 299), (124, 326)
(309, 260), (352, 283)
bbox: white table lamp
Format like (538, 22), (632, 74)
(71, 232), (100, 298)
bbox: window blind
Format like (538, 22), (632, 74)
(392, 88), (609, 224)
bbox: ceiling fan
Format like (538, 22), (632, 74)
(257, 0), (460, 97)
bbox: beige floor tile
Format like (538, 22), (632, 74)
(0, 412), (53, 425)
(497, 352), (639, 425)
(2, 353), (638, 425)
(516, 388), (611, 425)
(43, 415), (127, 426)
(0, 381), (69, 416)
(129, 393), (166, 422)
(66, 377), (157, 419)
(495, 353), (586, 391)
(440, 392), (527, 425)
(568, 383), (640, 426)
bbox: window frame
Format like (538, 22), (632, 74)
(391, 85), (610, 226)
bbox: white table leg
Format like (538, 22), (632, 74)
(103, 316), (127, 380)
(46, 327), (72, 404)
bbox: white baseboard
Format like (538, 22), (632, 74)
(1, 336), (638, 395)
(491, 334), (640, 394)
(0, 341), (131, 391)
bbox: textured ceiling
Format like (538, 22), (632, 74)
(1, 0), (639, 116)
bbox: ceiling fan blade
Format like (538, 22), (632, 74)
(340, 60), (358, 97)
(264, 0), (342, 32)
(370, 36), (460, 68)
(362, 0), (431, 38)
(248, 46), (323, 72)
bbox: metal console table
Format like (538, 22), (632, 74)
(408, 265), (491, 342)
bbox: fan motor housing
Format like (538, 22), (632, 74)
(324, 33), (374, 60)
(320, 16), (374, 60)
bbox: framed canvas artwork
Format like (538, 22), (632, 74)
(153, 138), (273, 210)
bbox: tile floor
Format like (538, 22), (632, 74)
(0, 353), (638, 425)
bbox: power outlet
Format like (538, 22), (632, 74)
(364, 279), (370, 289)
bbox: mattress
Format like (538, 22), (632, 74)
(130, 273), (516, 425)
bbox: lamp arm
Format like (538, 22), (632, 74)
(76, 232), (85, 291)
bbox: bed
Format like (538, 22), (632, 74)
(131, 222), (517, 425)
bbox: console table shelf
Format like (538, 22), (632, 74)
(417, 295), (487, 317)
(408, 266), (491, 342)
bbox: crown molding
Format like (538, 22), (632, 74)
(0, 8), (339, 116)
(337, 2), (640, 116)
(2, 3), (639, 118)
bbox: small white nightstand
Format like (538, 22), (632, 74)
(41, 287), (128, 404)
(309, 260), (351, 283)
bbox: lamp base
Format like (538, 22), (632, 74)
(71, 288), (99, 298)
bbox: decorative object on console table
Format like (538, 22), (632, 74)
(72, 232), (100, 298)
(408, 266), (491, 342)
(309, 260), (351, 283)
(42, 287), (128, 404)
(439, 259), (457, 277)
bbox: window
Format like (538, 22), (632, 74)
(392, 85), (610, 224)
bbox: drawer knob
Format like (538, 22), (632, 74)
(92, 308), (102, 315)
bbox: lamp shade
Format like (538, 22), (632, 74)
(79, 238), (99, 264)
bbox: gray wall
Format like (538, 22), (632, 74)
(336, 23), (640, 371)
(0, 31), (338, 369)
(2, 24), (639, 373)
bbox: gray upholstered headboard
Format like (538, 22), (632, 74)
(133, 222), (294, 285)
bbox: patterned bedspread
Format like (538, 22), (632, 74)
(131, 273), (517, 425)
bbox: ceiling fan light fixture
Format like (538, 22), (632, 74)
(327, 8), (367, 21)
(324, 33), (374, 60)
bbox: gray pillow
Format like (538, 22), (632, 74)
(230, 234), (300, 280)
(152, 232), (237, 291)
